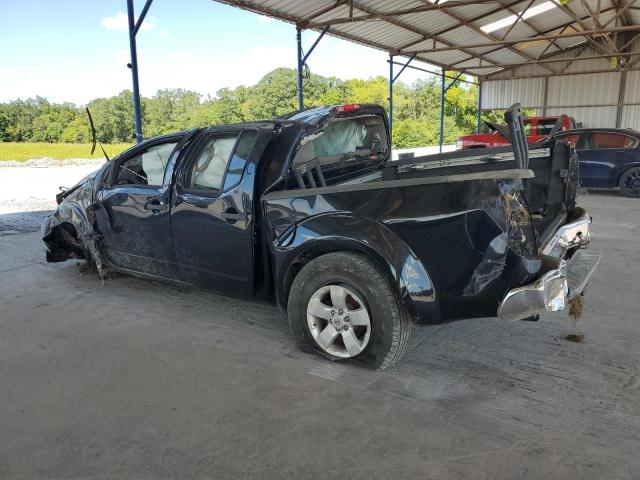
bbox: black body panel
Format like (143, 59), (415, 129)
(42, 103), (580, 326)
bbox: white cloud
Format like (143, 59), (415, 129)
(0, 31), (433, 105)
(0, 65), (15, 82)
(114, 49), (131, 66)
(166, 51), (192, 63)
(100, 11), (155, 32)
(257, 15), (275, 23)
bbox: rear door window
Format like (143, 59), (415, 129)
(590, 132), (638, 149)
(221, 131), (256, 190)
(186, 130), (257, 193)
(557, 133), (582, 148)
(191, 135), (237, 190)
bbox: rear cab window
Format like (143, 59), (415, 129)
(291, 112), (388, 186)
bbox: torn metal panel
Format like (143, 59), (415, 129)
(41, 166), (108, 278)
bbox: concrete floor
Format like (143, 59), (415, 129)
(1, 191), (639, 479)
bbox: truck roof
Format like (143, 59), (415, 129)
(280, 104), (388, 127)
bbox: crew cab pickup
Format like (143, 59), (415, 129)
(43, 104), (599, 369)
(457, 115), (577, 149)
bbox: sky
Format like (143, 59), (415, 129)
(0, 0), (433, 105)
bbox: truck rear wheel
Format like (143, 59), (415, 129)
(287, 252), (411, 369)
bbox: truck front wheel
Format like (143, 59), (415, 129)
(287, 252), (411, 369)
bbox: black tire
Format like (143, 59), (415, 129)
(287, 252), (412, 370)
(619, 167), (640, 197)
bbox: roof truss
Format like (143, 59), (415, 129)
(217, 0), (640, 78)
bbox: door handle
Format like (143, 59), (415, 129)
(220, 208), (247, 224)
(144, 198), (169, 214)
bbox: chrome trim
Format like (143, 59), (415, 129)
(567, 249), (601, 298)
(498, 248), (601, 321)
(497, 267), (568, 321)
(541, 208), (591, 256)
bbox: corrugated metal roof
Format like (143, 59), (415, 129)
(621, 105), (640, 130)
(217, 0), (640, 78)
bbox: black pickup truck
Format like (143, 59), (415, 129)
(43, 104), (600, 369)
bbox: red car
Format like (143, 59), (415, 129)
(457, 115), (577, 149)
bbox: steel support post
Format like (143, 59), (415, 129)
(295, 26), (329, 112)
(477, 80), (482, 133)
(296, 26), (304, 111)
(388, 54), (393, 142)
(127, 0), (143, 143)
(616, 70), (627, 128)
(542, 76), (549, 116)
(439, 71), (463, 152)
(439, 72), (445, 153)
(387, 54), (416, 145)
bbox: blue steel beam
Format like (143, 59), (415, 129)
(301, 26), (329, 65)
(388, 54), (416, 145)
(133, 0), (154, 36)
(392, 53), (416, 84)
(296, 27), (303, 110)
(444, 71), (464, 93)
(439, 70), (464, 151)
(388, 54), (393, 140)
(477, 80), (482, 133)
(127, 0), (143, 143)
(439, 73), (445, 153)
(296, 26), (330, 111)
(388, 60), (478, 85)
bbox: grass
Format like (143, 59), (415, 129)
(0, 142), (133, 162)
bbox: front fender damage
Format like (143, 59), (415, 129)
(41, 179), (107, 279)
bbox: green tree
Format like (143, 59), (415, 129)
(0, 68), (487, 148)
(145, 89), (201, 136)
(87, 90), (136, 142)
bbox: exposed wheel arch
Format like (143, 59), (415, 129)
(280, 240), (397, 313)
(273, 214), (440, 324)
(286, 251), (412, 369)
(617, 163), (640, 184)
(618, 165), (640, 197)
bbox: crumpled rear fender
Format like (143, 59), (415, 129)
(272, 213), (440, 323)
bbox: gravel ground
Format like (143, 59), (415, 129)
(0, 163), (638, 478)
(0, 157), (106, 168)
(0, 160), (103, 234)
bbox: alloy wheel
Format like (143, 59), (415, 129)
(306, 284), (372, 358)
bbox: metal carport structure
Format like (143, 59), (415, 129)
(125, 0), (640, 143)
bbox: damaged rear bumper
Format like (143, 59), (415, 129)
(498, 210), (600, 321)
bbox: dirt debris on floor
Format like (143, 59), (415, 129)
(0, 186), (639, 479)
